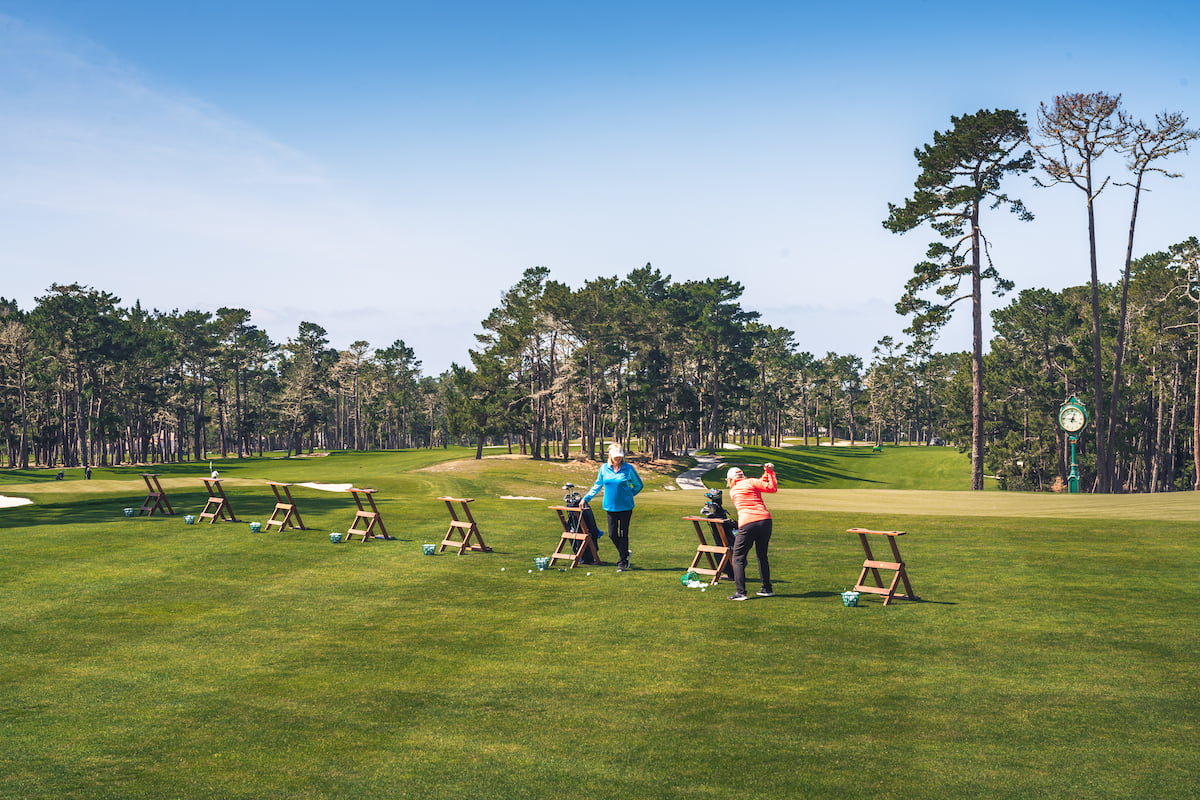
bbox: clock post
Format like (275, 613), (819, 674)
(1067, 436), (1080, 494)
(1057, 395), (1088, 494)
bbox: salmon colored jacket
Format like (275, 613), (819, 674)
(729, 465), (777, 526)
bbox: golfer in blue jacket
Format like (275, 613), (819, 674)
(583, 444), (644, 572)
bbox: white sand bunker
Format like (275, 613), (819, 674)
(294, 482), (355, 492)
(0, 495), (33, 508)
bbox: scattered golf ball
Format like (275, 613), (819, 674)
(528, 569), (533, 573)
(701, 588), (706, 592)
(586, 572), (592, 576)
(501, 567), (506, 571)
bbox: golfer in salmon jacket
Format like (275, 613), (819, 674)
(725, 463), (778, 600)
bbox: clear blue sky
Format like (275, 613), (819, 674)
(2, 0), (1198, 374)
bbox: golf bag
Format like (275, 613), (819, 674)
(701, 489), (736, 580)
(563, 484), (604, 564)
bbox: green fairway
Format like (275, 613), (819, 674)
(1, 449), (1197, 799)
(710, 443), (987, 491)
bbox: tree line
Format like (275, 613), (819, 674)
(0, 288), (432, 467)
(0, 270), (955, 472)
(2, 91), (1198, 492)
(4, 245), (1200, 494)
(443, 265), (923, 462)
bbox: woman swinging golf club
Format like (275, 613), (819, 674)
(725, 462), (777, 600)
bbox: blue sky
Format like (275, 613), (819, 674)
(2, 1), (1199, 374)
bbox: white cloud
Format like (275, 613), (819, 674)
(0, 16), (451, 318)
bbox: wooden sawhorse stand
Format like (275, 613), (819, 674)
(198, 478), (239, 524)
(436, 497), (492, 554)
(683, 515), (735, 585)
(138, 473), (175, 516)
(265, 482), (307, 531)
(848, 528), (919, 605)
(547, 505), (599, 569)
(344, 488), (392, 542)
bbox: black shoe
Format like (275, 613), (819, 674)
(728, 592), (748, 601)
(756, 588), (774, 597)
(616, 561), (629, 572)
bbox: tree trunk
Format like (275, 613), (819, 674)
(970, 207), (985, 491)
(1107, 173), (1144, 492)
(1086, 194), (1109, 491)
(1193, 307), (1200, 490)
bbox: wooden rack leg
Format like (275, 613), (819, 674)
(848, 528), (919, 605)
(138, 474), (176, 516)
(547, 506), (598, 568)
(684, 517), (734, 585)
(198, 479), (239, 523)
(344, 488), (391, 543)
(265, 483), (306, 531)
(437, 497), (492, 554)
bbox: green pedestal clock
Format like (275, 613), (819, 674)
(1057, 395), (1088, 493)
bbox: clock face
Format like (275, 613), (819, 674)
(1059, 406), (1085, 432)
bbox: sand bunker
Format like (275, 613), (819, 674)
(0, 495), (33, 508)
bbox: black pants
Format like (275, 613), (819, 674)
(606, 509), (633, 565)
(732, 518), (773, 595)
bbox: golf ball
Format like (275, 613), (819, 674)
(528, 569), (533, 573)
(501, 568), (506, 571)
(586, 572), (592, 576)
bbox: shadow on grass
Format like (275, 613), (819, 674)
(0, 490), (390, 531)
(697, 447), (886, 488)
(849, 597), (957, 606)
(0, 449), (445, 485)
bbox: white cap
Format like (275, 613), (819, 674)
(726, 467), (744, 481)
(608, 444), (625, 459)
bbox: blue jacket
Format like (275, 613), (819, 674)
(583, 462), (643, 512)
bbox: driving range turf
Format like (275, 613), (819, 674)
(1, 446), (1197, 799)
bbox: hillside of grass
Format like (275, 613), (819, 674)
(701, 443), (978, 490)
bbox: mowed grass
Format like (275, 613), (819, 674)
(1, 449), (1197, 799)
(713, 443), (989, 491)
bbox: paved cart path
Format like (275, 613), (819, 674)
(677, 450), (724, 490)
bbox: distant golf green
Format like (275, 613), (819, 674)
(706, 443), (980, 491)
(1, 448), (1196, 799)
